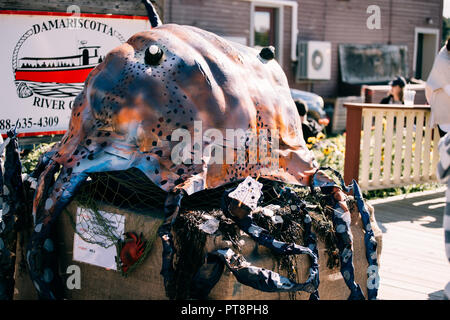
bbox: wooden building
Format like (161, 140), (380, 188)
(0, 0), (444, 98)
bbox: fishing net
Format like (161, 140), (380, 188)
(62, 166), (341, 298)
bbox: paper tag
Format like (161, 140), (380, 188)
(228, 176), (263, 210)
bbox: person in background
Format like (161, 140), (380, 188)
(380, 76), (407, 104)
(436, 134), (450, 300)
(295, 100), (323, 141)
(426, 38), (450, 138)
(430, 38), (450, 300)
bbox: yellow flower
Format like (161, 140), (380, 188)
(306, 144), (312, 149)
(316, 132), (326, 140)
(323, 146), (333, 155)
(307, 137), (317, 144)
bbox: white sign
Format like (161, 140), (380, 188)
(73, 207), (125, 270)
(0, 10), (150, 136)
(228, 176), (263, 210)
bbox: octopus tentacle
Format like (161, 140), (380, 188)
(27, 169), (88, 299)
(157, 189), (186, 297)
(29, 148), (57, 180)
(32, 160), (60, 224)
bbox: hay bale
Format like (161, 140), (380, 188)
(13, 199), (382, 300)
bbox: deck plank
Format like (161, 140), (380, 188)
(370, 190), (449, 300)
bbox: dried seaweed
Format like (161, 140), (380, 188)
(170, 188), (343, 300)
(170, 210), (207, 299)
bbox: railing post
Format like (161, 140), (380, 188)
(344, 104), (362, 185)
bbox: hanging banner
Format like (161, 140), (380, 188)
(0, 10), (150, 137)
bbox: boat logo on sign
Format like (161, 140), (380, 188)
(11, 17), (127, 100)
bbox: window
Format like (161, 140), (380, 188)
(254, 7), (276, 49)
(251, 4), (282, 63)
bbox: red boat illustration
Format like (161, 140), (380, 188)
(14, 45), (102, 84)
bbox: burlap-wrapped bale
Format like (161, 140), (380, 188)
(13, 198), (382, 300)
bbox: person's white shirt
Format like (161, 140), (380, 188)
(426, 45), (450, 131)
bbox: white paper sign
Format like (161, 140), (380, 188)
(228, 176), (263, 210)
(73, 207), (125, 270)
(0, 10), (150, 136)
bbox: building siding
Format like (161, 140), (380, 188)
(163, 0), (251, 41)
(0, 0), (160, 16)
(293, 0), (443, 97)
(163, 0), (443, 97)
(0, 0), (444, 98)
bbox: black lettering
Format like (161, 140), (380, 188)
(60, 18), (66, 28)
(32, 24), (40, 34)
(96, 22), (103, 32)
(48, 19), (56, 30)
(33, 96), (42, 108)
(67, 18), (75, 29)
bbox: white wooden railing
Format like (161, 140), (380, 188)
(343, 103), (440, 191)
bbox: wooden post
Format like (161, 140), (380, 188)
(344, 104), (362, 186)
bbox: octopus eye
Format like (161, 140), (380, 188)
(259, 46), (275, 60)
(145, 44), (163, 65)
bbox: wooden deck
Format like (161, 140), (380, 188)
(369, 188), (449, 300)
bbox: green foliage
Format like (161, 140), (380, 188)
(21, 143), (56, 174)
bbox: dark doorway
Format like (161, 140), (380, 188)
(415, 31), (438, 80)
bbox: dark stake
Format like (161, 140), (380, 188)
(142, 0), (163, 28)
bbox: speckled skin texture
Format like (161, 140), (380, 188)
(51, 24), (317, 192)
(28, 24), (328, 299)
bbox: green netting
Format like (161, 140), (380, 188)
(63, 167), (340, 289)
(66, 201), (123, 249)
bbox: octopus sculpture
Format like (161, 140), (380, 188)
(25, 1), (377, 300)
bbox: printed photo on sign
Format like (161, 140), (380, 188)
(73, 207), (125, 270)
